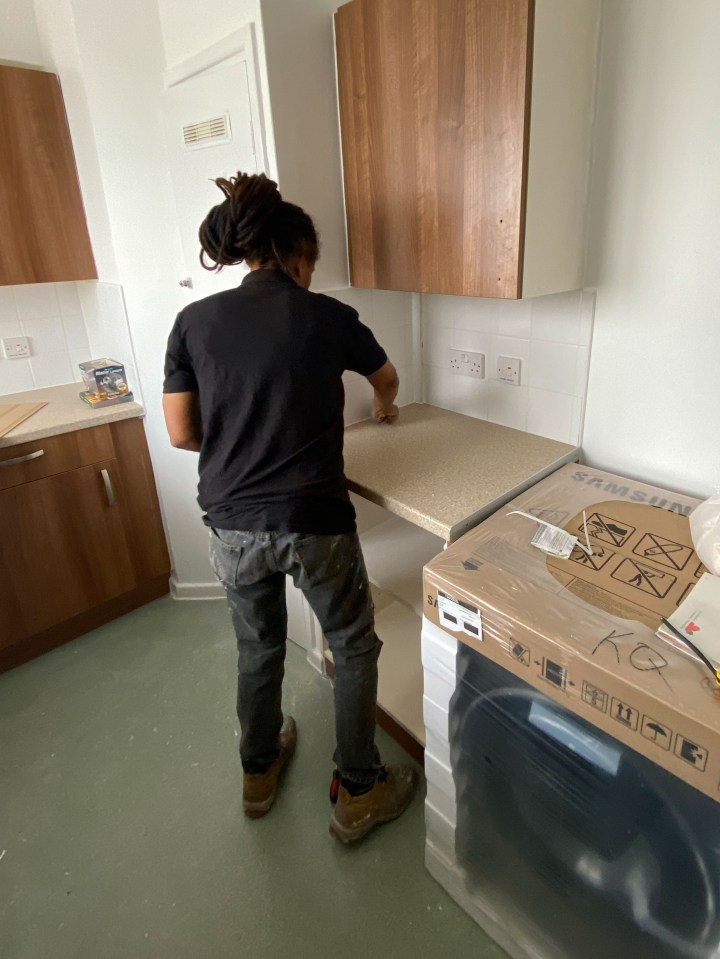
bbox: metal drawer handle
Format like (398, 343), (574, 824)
(101, 468), (116, 507)
(0, 448), (45, 468)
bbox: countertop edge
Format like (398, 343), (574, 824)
(0, 404), (145, 448)
(447, 448), (581, 541)
(346, 479), (451, 540)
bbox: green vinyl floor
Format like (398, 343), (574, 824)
(0, 596), (506, 959)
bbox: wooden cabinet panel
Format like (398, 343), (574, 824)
(110, 418), (171, 583)
(0, 65), (96, 285)
(0, 426), (114, 491)
(0, 459), (136, 647)
(335, 0), (533, 298)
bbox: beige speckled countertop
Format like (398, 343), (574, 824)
(0, 382), (144, 448)
(344, 404), (578, 541)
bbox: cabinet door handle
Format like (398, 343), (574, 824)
(101, 468), (116, 507)
(0, 448), (45, 468)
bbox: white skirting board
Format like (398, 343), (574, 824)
(170, 576), (225, 600)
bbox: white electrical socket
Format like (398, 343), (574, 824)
(449, 348), (485, 378)
(1, 336), (31, 359)
(497, 355), (521, 386)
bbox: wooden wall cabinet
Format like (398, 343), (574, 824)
(335, 0), (600, 299)
(0, 419), (170, 671)
(0, 64), (97, 286)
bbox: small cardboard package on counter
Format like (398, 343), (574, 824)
(79, 358), (129, 397)
(423, 464), (719, 800)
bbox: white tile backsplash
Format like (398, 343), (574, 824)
(22, 316), (68, 355)
(0, 317), (23, 340)
(0, 280), (138, 397)
(62, 311), (91, 352)
(395, 365), (413, 408)
(371, 289), (411, 329)
(0, 287), (19, 323)
(526, 389), (576, 443)
(55, 282), (83, 317)
(453, 376), (490, 420)
(1, 282), (81, 394)
(487, 382), (530, 432)
(14, 283), (60, 320)
(528, 340), (579, 395)
(422, 324), (453, 367)
(579, 291), (596, 348)
(424, 365), (456, 410)
(451, 329), (493, 357)
(0, 357), (35, 394)
(531, 290), (583, 344)
(422, 289), (592, 444)
(29, 352), (75, 389)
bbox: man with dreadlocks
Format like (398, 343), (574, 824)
(162, 172), (417, 843)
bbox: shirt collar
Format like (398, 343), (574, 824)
(240, 268), (298, 288)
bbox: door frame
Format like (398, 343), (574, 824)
(163, 23), (270, 177)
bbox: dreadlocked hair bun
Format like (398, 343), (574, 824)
(198, 172), (318, 272)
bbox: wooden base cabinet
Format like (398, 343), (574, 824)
(335, 0), (600, 299)
(0, 419), (170, 671)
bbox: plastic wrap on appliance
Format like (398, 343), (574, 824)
(422, 464), (720, 802)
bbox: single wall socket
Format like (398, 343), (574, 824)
(497, 355), (521, 386)
(1, 336), (31, 359)
(449, 348), (485, 378)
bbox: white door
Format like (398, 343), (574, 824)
(163, 26), (268, 300)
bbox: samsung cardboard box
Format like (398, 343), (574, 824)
(423, 464), (720, 802)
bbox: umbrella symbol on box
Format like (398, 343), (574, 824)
(647, 722), (667, 738)
(641, 715), (673, 750)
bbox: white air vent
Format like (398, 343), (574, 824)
(182, 113), (231, 150)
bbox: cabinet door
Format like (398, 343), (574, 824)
(0, 459), (136, 647)
(335, 0), (532, 298)
(0, 65), (97, 285)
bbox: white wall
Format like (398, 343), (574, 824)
(157, 0), (276, 182)
(158, 0), (260, 68)
(31, 0), (215, 590)
(0, 0), (42, 64)
(260, 0), (349, 291)
(33, 0), (119, 281)
(583, 0), (720, 497)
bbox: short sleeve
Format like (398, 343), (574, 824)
(340, 307), (388, 376)
(163, 315), (198, 393)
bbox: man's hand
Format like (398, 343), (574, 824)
(366, 360), (400, 425)
(372, 395), (399, 424)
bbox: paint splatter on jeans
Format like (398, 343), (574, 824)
(209, 529), (382, 785)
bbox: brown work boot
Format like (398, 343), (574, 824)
(329, 764), (418, 844)
(243, 716), (297, 818)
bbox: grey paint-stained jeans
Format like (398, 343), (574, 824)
(209, 529), (382, 786)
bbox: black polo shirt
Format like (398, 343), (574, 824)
(163, 269), (387, 534)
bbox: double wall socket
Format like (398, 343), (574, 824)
(449, 349), (485, 378)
